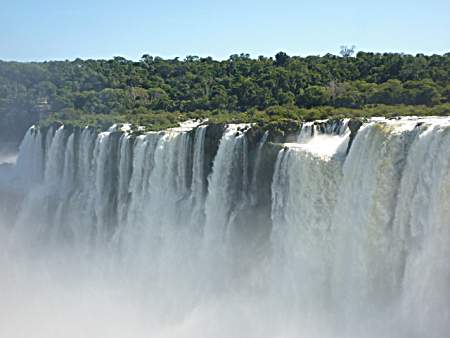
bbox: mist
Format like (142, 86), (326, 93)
(0, 145), (18, 165)
(0, 118), (449, 338)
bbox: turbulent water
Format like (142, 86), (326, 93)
(0, 117), (449, 338)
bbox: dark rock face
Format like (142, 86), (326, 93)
(262, 120), (302, 143)
(203, 123), (226, 188)
(347, 119), (364, 154)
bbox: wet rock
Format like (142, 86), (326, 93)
(346, 118), (364, 154)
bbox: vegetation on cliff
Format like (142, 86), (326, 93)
(1, 51), (449, 141)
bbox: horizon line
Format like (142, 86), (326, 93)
(2, 49), (449, 63)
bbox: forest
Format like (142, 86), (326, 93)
(0, 51), (449, 142)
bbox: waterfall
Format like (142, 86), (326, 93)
(204, 124), (247, 247)
(14, 126), (44, 186)
(392, 122), (450, 337)
(117, 133), (133, 226)
(271, 140), (344, 315)
(297, 119), (349, 143)
(249, 130), (268, 206)
(190, 125), (208, 229)
(1, 118), (449, 338)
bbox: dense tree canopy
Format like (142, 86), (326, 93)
(0, 51), (449, 142)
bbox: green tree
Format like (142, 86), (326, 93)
(301, 86), (332, 107)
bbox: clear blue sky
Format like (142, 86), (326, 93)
(1, 0), (449, 61)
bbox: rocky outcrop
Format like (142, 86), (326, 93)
(260, 120), (302, 143)
(203, 123), (226, 185)
(346, 118), (364, 154)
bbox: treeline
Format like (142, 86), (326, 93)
(1, 51), (449, 142)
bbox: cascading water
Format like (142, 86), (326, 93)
(0, 117), (449, 338)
